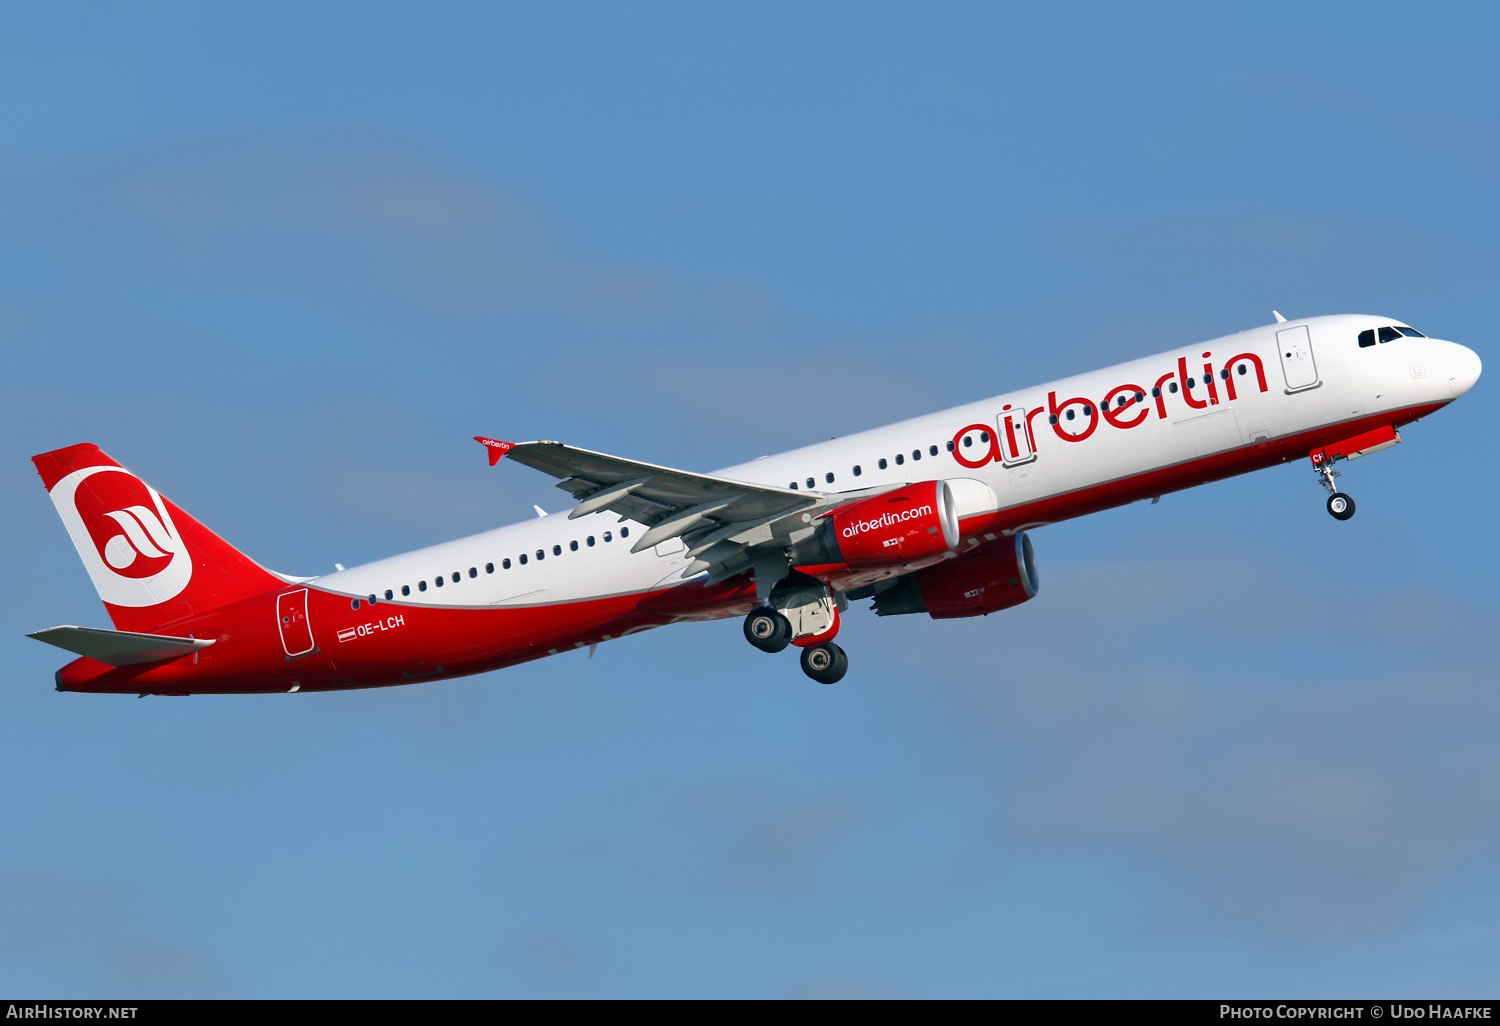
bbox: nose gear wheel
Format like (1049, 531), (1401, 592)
(1326, 493), (1355, 520)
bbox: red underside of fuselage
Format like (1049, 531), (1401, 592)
(57, 402), (1447, 695)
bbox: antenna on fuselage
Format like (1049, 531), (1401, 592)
(1273, 310), (1287, 323)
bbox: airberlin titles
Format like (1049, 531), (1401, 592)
(950, 348), (1269, 466)
(838, 503), (937, 539)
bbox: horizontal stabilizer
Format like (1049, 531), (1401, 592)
(27, 625), (215, 667)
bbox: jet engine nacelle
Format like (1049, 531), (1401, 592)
(830, 480), (957, 567)
(791, 479), (999, 569)
(872, 532), (1039, 619)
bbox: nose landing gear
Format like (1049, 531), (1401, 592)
(1308, 426), (1403, 521)
(1312, 450), (1355, 520)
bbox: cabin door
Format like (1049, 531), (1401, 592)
(1276, 325), (1320, 392)
(276, 588), (317, 658)
(997, 408), (1036, 466)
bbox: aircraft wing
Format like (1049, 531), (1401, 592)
(477, 437), (834, 579)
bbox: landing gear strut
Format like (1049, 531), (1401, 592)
(1314, 456), (1355, 521)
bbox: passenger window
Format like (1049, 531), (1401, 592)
(402, 585), (410, 596)
(1237, 364), (1247, 375)
(469, 567), (477, 578)
(587, 536), (595, 546)
(485, 563), (493, 573)
(419, 581), (427, 591)
(911, 450), (920, 461)
(1169, 382), (1178, 393)
(435, 577), (444, 587)
(1152, 386), (1161, 398)
(878, 458), (888, 469)
(1359, 329), (1376, 347)
(519, 554), (528, 564)
(1066, 409), (1075, 421)
(503, 558), (511, 569)
(929, 445), (938, 456)
(553, 544), (562, 556)
(1379, 326), (1401, 343)
(570, 540), (578, 551)
(789, 482), (798, 489)
(895, 453), (904, 465)
(1203, 373), (1211, 385)
(1049, 414), (1059, 424)
(1398, 326), (1426, 337)
(825, 472), (834, 483)
(369, 594), (377, 605)
(351, 599), (360, 610)
(853, 465), (862, 477)
(385, 589), (393, 600)
(620, 526), (629, 538)
(536, 549), (545, 560)
(452, 572), (461, 583)
(806, 477), (815, 488)
(1135, 391), (1145, 401)
(945, 440), (954, 452)
(603, 532), (612, 543)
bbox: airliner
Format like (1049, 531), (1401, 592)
(28, 313), (1481, 693)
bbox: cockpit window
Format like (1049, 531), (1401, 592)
(1378, 326), (1402, 343)
(1397, 326), (1426, 338)
(1358, 329), (1376, 348)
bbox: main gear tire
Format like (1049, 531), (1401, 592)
(744, 607), (792, 653)
(800, 642), (848, 684)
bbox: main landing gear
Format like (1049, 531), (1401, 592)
(743, 605), (850, 684)
(742, 575), (850, 684)
(1313, 454), (1356, 521)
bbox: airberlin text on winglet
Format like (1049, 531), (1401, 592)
(474, 436), (516, 466)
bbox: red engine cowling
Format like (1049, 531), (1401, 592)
(828, 480), (958, 568)
(873, 532), (1039, 619)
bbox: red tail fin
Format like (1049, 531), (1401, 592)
(32, 443), (285, 633)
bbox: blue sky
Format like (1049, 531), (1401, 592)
(2, 1), (1498, 997)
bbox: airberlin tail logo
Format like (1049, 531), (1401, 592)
(100, 505), (176, 569)
(50, 465), (192, 608)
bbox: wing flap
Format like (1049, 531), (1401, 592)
(500, 440), (816, 526)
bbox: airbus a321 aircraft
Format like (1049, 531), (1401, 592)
(29, 314), (1481, 693)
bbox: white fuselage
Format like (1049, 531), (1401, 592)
(316, 315), (1481, 612)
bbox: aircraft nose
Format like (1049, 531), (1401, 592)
(1448, 343), (1482, 398)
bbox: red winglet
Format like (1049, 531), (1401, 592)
(474, 436), (516, 467)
